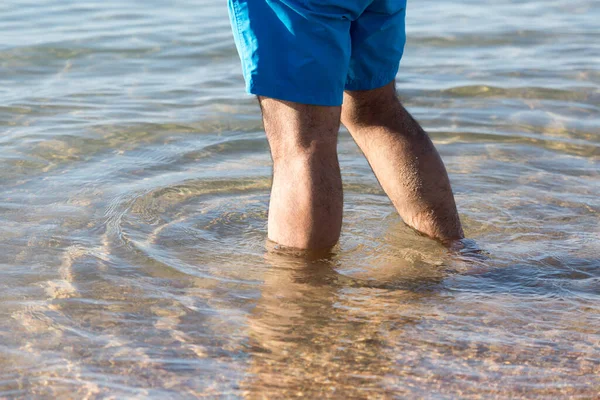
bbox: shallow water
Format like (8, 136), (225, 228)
(1, 0), (599, 398)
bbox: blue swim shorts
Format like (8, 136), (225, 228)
(228, 0), (407, 106)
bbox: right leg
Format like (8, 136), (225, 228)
(341, 82), (464, 243)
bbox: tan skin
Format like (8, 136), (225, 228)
(260, 81), (464, 251)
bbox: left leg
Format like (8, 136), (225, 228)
(228, 0), (359, 250)
(260, 98), (343, 250)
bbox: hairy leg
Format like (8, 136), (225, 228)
(259, 97), (343, 250)
(341, 82), (464, 243)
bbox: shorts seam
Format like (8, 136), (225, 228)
(230, 0), (250, 82)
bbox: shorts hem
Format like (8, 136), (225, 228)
(344, 68), (400, 92)
(248, 83), (343, 107)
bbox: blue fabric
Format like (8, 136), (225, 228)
(228, 0), (407, 106)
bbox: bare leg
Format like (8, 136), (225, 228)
(341, 82), (464, 243)
(259, 97), (343, 250)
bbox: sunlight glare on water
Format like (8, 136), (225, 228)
(0, 0), (599, 397)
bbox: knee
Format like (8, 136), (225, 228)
(341, 82), (400, 129)
(259, 97), (341, 162)
(342, 88), (430, 143)
(269, 136), (339, 166)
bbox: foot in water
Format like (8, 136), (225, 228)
(448, 238), (490, 259)
(444, 238), (492, 274)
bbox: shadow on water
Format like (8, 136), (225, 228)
(235, 224), (600, 398)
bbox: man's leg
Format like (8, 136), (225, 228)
(260, 98), (343, 250)
(341, 82), (464, 243)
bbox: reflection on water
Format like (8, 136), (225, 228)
(244, 253), (441, 398)
(1, 0), (599, 397)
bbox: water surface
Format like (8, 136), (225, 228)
(1, 0), (599, 397)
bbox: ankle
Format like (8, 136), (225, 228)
(406, 209), (464, 243)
